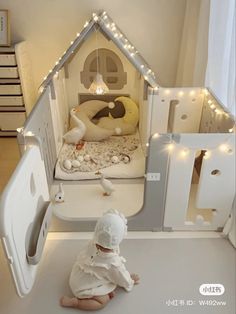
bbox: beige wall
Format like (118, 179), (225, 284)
(1, 0), (187, 91)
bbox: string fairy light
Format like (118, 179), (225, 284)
(40, 11), (159, 91)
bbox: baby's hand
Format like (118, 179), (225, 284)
(131, 273), (140, 285)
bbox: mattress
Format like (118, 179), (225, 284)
(55, 133), (145, 180)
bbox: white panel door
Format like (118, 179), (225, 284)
(0, 146), (52, 297)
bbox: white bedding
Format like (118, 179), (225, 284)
(55, 133), (145, 180)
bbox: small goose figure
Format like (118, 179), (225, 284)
(95, 171), (115, 196)
(55, 183), (65, 203)
(63, 108), (86, 145)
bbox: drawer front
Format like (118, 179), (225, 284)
(0, 67), (19, 78)
(0, 112), (26, 131)
(0, 84), (22, 95)
(0, 96), (24, 106)
(0, 54), (16, 66)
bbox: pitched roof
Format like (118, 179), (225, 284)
(40, 11), (159, 91)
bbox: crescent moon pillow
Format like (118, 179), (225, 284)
(70, 100), (113, 141)
(97, 97), (139, 135)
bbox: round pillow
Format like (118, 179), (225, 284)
(71, 100), (113, 141)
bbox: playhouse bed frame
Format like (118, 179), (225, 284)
(14, 12), (235, 233)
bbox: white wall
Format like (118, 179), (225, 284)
(1, 0), (187, 93)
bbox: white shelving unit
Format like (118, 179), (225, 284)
(0, 45), (26, 136)
(0, 42), (36, 136)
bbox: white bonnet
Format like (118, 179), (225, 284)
(94, 209), (127, 250)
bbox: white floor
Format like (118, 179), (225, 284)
(0, 232), (235, 314)
(51, 179), (144, 220)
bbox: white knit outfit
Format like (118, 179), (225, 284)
(69, 241), (134, 298)
(69, 210), (134, 299)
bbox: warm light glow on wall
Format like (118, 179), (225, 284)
(181, 148), (189, 157)
(219, 144), (233, 154)
(167, 143), (175, 152)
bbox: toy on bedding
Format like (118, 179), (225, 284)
(71, 100), (114, 141)
(70, 98), (139, 141)
(97, 97), (139, 135)
(95, 171), (115, 196)
(63, 109), (86, 144)
(54, 183), (65, 203)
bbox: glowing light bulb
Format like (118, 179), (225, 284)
(224, 113), (229, 118)
(141, 65), (145, 69)
(204, 89), (209, 96)
(167, 143), (174, 152)
(190, 90), (195, 96)
(114, 33), (118, 38)
(208, 100), (213, 104)
(39, 86), (45, 94)
(146, 143), (149, 147)
(106, 24), (110, 28)
(179, 91), (184, 97)
(130, 53), (134, 57)
(219, 144), (229, 153)
(229, 128), (234, 133)
(55, 61), (59, 65)
(70, 41), (74, 45)
(89, 73), (109, 95)
(204, 151), (211, 159)
(144, 76), (148, 80)
(147, 69), (152, 74)
(26, 131), (35, 136)
(210, 104), (216, 110)
(181, 148), (189, 157)
(93, 15), (99, 22)
(165, 89), (170, 95)
(153, 133), (159, 138)
(16, 127), (24, 134)
(84, 21), (89, 28)
(77, 32), (80, 37)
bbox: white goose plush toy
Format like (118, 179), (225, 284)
(95, 171), (115, 196)
(54, 183), (65, 203)
(63, 108), (86, 145)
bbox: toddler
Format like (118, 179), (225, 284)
(60, 209), (140, 311)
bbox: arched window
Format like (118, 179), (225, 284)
(81, 48), (127, 90)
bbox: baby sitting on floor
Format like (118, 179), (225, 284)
(60, 209), (140, 311)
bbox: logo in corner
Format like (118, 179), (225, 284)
(199, 284), (225, 296)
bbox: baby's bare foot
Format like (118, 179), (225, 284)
(131, 273), (140, 284)
(60, 296), (78, 307)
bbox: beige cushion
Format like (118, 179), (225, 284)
(97, 116), (136, 135)
(71, 100), (113, 141)
(97, 97), (139, 135)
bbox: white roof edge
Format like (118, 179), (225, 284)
(41, 11), (159, 90)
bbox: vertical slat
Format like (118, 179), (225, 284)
(164, 146), (196, 227)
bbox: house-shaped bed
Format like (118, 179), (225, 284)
(0, 12), (235, 296)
